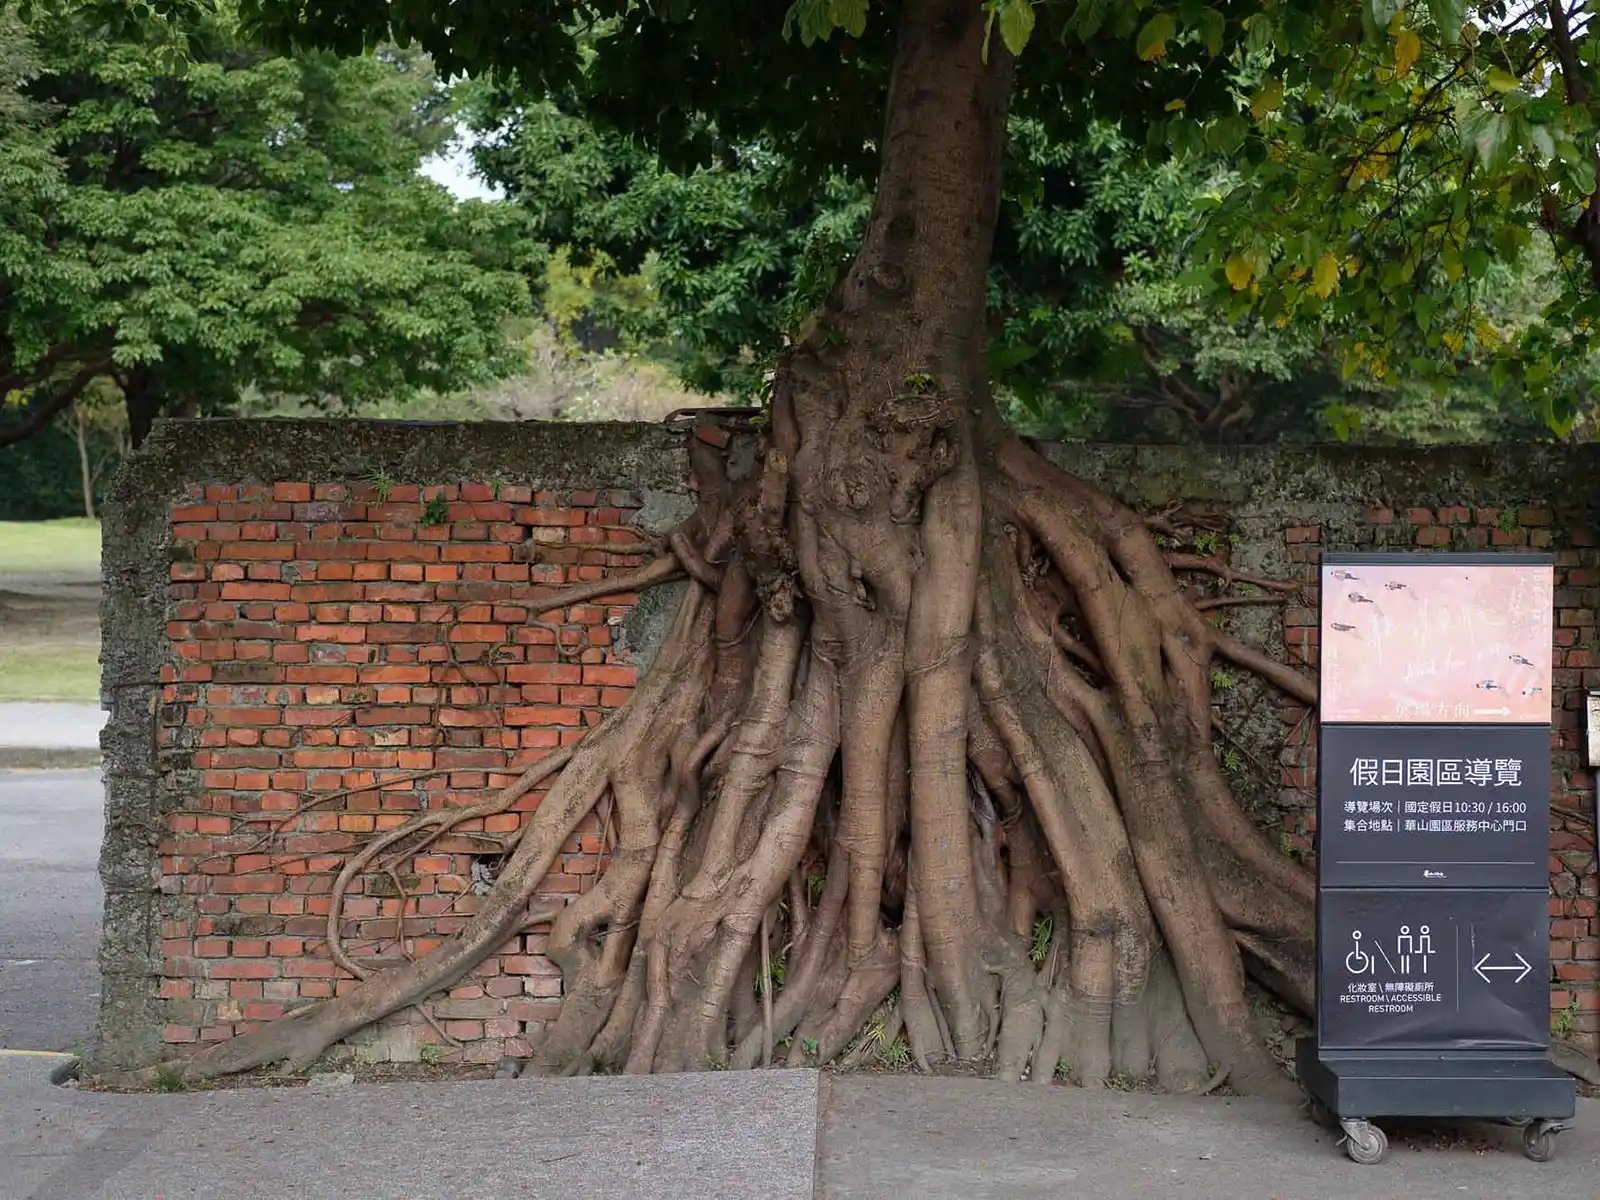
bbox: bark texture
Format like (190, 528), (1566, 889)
(155, 0), (1315, 1094)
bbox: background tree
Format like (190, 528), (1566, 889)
(135, 0), (1596, 1097)
(1181, 0), (1600, 434)
(465, 69), (1579, 444)
(0, 2), (533, 450)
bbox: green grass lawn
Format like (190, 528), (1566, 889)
(0, 518), (102, 702)
(0, 645), (101, 702)
(0, 518), (102, 578)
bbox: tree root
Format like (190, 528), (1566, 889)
(146, 5), (1317, 1090)
(146, 421), (1316, 1097)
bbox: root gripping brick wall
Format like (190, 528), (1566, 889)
(93, 423), (1600, 1069)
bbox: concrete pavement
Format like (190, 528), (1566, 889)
(818, 1074), (1600, 1198)
(0, 706), (106, 769)
(0, 770), (103, 1053)
(3, 1056), (1599, 1199)
(3, 1058), (819, 1200)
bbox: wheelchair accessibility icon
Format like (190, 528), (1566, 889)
(1345, 930), (1373, 975)
(1344, 928), (1429, 976)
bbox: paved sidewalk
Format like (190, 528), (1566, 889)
(3, 1058), (819, 1200)
(4, 1054), (1599, 1199)
(0, 706), (105, 769)
(0, 705), (105, 751)
(818, 1074), (1600, 1198)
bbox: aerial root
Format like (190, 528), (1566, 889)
(137, 427), (1325, 1101)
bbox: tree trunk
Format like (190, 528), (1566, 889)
(74, 404), (95, 520)
(157, 0), (1314, 1097)
(123, 369), (159, 450)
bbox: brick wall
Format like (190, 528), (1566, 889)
(157, 479), (650, 1060)
(95, 425), (1600, 1068)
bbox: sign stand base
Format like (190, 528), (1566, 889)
(1294, 1037), (1575, 1164)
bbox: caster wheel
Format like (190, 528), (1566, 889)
(1522, 1121), (1558, 1163)
(1341, 1119), (1387, 1165)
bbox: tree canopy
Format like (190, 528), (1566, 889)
(224, 0), (1600, 440)
(462, 69), (1578, 444)
(0, 1), (534, 447)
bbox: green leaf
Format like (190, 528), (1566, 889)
(987, 339), (1040, 372)
(1312, 251), (1340, 298)
(997, 0), (1036, 56)
(1393, 27), (1420, 78)
(1198, 7), (1225, 54)
(1245, 13), (1274, 51)
(827, 0), (868, 37)
(1072, 0), (1108, 38)
(783, 0), (832, 44)
(1136, 12), (1177, 60)
(1461, 107), (1513, 173)
(1323, 402), (1364, 441)
(1249, 78), (1284, 119)
(1427, 0), (1467, 40)
(1527, 94), (1563, 123)
(1205, 115), (1247, 153)
(1485, 66), (1520, 94)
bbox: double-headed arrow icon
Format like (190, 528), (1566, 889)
(1474, 951), (1532, 983)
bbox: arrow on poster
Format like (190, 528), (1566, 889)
(1474, 952), (1532, 984)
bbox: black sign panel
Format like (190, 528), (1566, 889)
(1318, 888), (1549, 1051)
(1318, 724), (1548, 889)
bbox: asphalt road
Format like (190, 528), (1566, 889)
(0, 770), (103, 1053)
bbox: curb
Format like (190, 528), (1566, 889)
(0, 1050), (83, 1084)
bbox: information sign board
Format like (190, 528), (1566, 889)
(1318, 724), (1548, 889)
(1317, 887), (1549, 1051)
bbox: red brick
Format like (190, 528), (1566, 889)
(516, 508), (584, 527)
(693, 423), (731, 448)
(296, 624), (366, 644)
(506, 706), (581, 726)
(219, 542), (294, 560)
(450, 624), (508, 643)
(222, 583), (293, 602)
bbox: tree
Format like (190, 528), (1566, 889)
(459, 81), (873, 398)
(468, 74), (1577, 446)
(141, 0), (1581, 1095)
(1178, 0), (1600, 434)
(66, 379), (129, 519)
(0, 2), (533, 450)
(464, 85), (1353, 439)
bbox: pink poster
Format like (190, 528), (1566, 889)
(1319, 559), (1552, 724)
